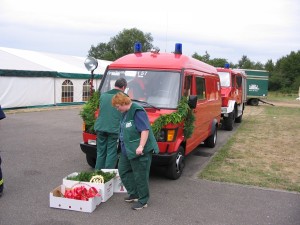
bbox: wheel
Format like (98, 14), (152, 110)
(166, 146), (185, 180)
(86, 154), (96, 168)
(223, 111), (235, 131)
(248, 98), (259, 106)
(235, 104), (244, 123)
(204, 126), (217, 148)
(235, 114), (242, 123)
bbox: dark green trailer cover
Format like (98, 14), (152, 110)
(244, 69), (269, 98)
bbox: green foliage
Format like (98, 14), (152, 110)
(151, 97), (195, 139)
(88, 28), (153, 61)
(192, 51), (234, 68)
(192, 51), (211, 63)
(270, 50), (300, 93)
(80, 93), (195, 139)
(264, 59), (275, 72)
(67, 170), (116, 183)
(79, 91), (100, 134)
(237, 55), (255, 69)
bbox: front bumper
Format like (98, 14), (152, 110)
(80, 142), (97, 158)
(152, 152), (177, 166)
(80, 142), (178, 166)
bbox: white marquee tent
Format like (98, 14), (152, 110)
(0, 47), (112, 109)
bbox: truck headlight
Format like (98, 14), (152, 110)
(157, 129), (176, 142)
(88, 139), (96, 145)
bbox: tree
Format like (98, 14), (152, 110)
(264, 59), (275, 72)
(192, 51), (231, 67)
(192, 51), (211, 64)
(88, 28), (153, 61)
(272, 50), (300, 92)
(88, 43), (115, 61)
(237, 55), (254, 69)
(209, 58), (230, 68)
(253, 62), (264, 70)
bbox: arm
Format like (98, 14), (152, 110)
(134, 110), (150, 155)
(136, 130), (149, 155)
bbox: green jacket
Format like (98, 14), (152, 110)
(94, 89), (123, 134)
(122, 103), (159, 159)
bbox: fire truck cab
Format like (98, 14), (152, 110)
(217, 65), (247, 130)
(80, 43), (221, 179)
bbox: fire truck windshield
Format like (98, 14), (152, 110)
(217, 72), (231, 87)
(101, 70), (181, 109)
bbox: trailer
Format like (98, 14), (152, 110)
(236, 69), (269, 106)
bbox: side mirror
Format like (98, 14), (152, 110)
(188, 95), (197, 109)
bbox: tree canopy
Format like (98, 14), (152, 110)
(269, 51), (300, 92)
(88, 28), (153, 61)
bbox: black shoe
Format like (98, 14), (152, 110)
(131, 201), (148, 210)
(124, 195), (138, 203)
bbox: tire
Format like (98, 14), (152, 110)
(223, 111), (235, 131)
(235, 114), (242, 123)
(166, 146), (185, 180)
(86, 155), (96, 168)
(204, 126), (217, 148)
(235, 104), (244, 123)
(248, 98), (259, 106)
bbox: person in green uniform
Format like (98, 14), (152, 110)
(112, 92), (159, 210)
(94, 78), (127, 170)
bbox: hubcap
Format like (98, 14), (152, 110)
(213, 131), (217, 144)
(175, 153), (184, 173)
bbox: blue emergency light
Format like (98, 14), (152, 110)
(224, 63), (230, 68)
(134, 42), (142, 53)
(175, 43), (182, 54)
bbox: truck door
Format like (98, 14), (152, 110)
(185, 74), (208, 154)
(236, 74), (243, 104)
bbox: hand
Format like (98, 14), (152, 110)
(136, 146), (144, 155)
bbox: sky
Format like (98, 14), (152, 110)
(0, 0), (299, 64)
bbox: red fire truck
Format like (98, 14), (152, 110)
(80, 43), (221, 179)
(217, 65), (247, 131)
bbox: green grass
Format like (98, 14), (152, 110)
(199, 104), (300, 192)
(268, 91), (299, 101)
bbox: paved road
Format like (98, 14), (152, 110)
(0, 107), (299, 225)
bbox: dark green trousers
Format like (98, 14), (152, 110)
(95, 131), (119, 169)
(0, 155), (3, 194)
(118, 152), (152, 204)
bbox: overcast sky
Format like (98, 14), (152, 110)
(0, 0), (299, 64)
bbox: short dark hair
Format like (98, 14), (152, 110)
(115, 77), (127, 88)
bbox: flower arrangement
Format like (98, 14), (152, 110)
(79, 91), (100, 134)
(151, 97), (195, 138)
(80, 93), (195, 139)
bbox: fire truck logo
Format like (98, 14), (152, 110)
(249, 84), (259, 92)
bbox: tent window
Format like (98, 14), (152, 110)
(62, 80), (74, 102)
(82, 80), (91, 101)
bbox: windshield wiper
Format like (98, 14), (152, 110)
(131, 99), (160, 110)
